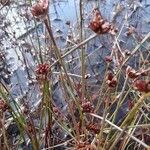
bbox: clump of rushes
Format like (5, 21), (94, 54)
(1, 0), (150, 149)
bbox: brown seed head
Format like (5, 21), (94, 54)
(81, 101), (94, 113)
(133, 80), (150, 93)
(31, 0), (49, 19)
(86, 123), (100, 134)
(126, 66), (139, 79)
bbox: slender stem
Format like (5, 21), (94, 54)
(49, 34), (97, 68)
(90, 113), (149, 149)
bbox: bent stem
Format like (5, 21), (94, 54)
(90, 113), (149, 149)
(108, 92), (150, 148)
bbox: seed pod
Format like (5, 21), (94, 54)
(106, 72), (117, 88)
(89, 8), (117, 35)
(81, 101), (94, 113)
(126, 66), (139, 79)
(86, 123), (100, 134)
(133, 80), (150, 93)
(31, 0), (49, 19)
(36, 63), (49, 75)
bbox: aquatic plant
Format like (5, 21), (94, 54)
(0, 0), (150, 149)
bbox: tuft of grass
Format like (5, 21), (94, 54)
(0, 0), (150, 149)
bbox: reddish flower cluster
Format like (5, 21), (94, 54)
(106, 72), (117, 88)
(0, 99), (9, 112)
(31, 0), (49, 19)
(126, 66), (139, 79)
(89, 8), (117, 35)
(81, 101), (94, 113)
(105, 55), (112, 62)
(133, 80), (150, 93)
(126, 66), (149, 79)
(36, 63), (49, 76)
(86, 123), (100, 134)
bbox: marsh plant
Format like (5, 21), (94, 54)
(0, 0), (150, 149)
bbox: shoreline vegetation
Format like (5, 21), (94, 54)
(0, 0), (150, 149)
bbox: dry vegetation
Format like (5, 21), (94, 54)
(0, 0), (150, 149)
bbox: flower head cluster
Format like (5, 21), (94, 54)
(86, 123), (100, 134)
(81, 101), (94, 113)
(31, 0), (49, 19)
(126, 66), (139, 79)
(126, 66), (149, 80)
(36, 63), (50, 80)
(89, 8), (117, 35)
(106, 72), (117, 88)
(36, 63), (49, 75)
(133, 80), (150, 93)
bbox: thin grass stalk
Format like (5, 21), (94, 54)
(90, 113), (149, 149)
(111, 75), (128, 123)
(44, 15), (84, 137)
(0, 83), (40, 148)
(59, 73), (80, 140)
(121, 115), (142, 150)
(43, 79), (53, 148)
(52, 115), (77, 142)
(0, 83), (25, 123)
(44, 16), (75, 96)
(42, 137), (74, 149)
(94, 64), (110, 113)
(97, 96), (109, 147)
(29, 117), (40, 150)
(108, 86), (132, 121)
(79, 0), (85, 135)
(108, 92), (150, 148)
(120, 93), (150, 127)
(109, 127), (128, 150)
(115, 32), (150, 76)
(79, 0), (85, 100)
(49, 33), (97, 69)
(28, 0), (43, 63)
(1, 112), (10, 150)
